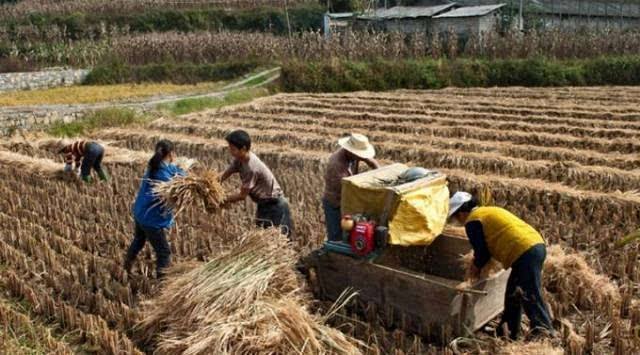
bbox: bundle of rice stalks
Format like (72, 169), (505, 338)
(151, 169), (226, 216)
(544, 245), (621, 311)
(0, 150), (64, 178)
(137, 228), (363, 355)
(460, 252), (503, 281)
(174, 156), (197, 171)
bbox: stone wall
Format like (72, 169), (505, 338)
(0, 107), (84, 135)
(0, 105), (149, 136)
(0, 68), (90, 92)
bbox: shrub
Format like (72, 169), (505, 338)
(281, 56), (640, 92)
(84, 61), (259, 84)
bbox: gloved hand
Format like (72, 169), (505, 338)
(64, 164), (73, 173)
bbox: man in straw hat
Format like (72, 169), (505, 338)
(448, 191), (554, 340)
(323, 133), (380, 241)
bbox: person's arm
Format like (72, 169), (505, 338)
(223, 187), (250, 206)
(465, 221), (491, 270)
(173, 165), (187, 176)
(220, 161), (238, 182)
(363, 158), (380, 169)
(222, 170), (256, 207)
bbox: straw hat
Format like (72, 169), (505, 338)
(338, 133), (375, 159)
(448, 191), (472, 218)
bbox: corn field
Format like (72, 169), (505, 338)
(0, 0), (312, 20)
(1, 86), (639, 353)
(5, 28), (640, 71)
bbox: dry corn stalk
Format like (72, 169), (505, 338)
(151, 169), (226, 216)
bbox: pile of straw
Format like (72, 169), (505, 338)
(497, 340), (563, 355)
(0, 150), (64, 178)
(151, 170), (226, 216)
(544, 245), (621, 311)
(137, 229), (363, 355)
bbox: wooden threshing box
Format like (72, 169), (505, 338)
(305, 234), (510, 340)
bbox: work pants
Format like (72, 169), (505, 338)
(322, 198), (342, 242)
(80, 142), (106, 180)
(500, 243), (553, 339)
(126, 222), (171, 278)
(256, 196), (293, 239)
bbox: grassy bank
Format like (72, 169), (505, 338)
(84, 61), (259, 85)
(159, 87), (271, 115)
(47, 108), (148, 137)
(281, 56), (640, 92)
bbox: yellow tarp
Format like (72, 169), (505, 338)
(341, 164), (407, 218)
(341, 163), (450, 246)
(388, 182), (450, 246)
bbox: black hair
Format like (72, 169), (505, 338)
(225, 130), (251, 151)
(149, 139), (174, 177)
(456, 196), (479, 215)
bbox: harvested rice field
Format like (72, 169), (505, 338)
(1, 86), (639, 354)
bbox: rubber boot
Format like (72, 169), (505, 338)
(81, 175), (93, 183)
(97, 169), (109, 182)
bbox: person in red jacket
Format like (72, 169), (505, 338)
(59, 140), (108, 183)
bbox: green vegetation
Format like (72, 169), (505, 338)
(47, 108), (148, 137)
(84, 61), (259, 85)
(159, 87), (270, 115)
(282, 56), (640, 92)
(5, 4), (324, 41)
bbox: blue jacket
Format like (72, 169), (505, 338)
(133, 162), (185, 229)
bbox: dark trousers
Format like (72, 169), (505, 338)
(80, 142), (105, 178)
(256, 196), (293, 239)
(500, 243), (553, 339)
(322, 198), (342, 242)
(126, 222), (171, 278)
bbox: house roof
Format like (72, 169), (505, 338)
(530, 0), (640, 18)
(359, 4), (457, 20)
(326, 12), (355, 19)
(433, 4), (506, 18)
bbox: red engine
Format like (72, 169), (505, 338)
(349, 221), (376, 256)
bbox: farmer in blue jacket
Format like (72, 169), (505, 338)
(124, 139), (185, 278)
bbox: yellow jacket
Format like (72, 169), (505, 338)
(466, 207), (544, 267)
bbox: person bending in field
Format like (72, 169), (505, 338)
(220, 130), (293, 239)
(448, 192), (554, 340)
(323, 133), (379, 241)
(124, 140), (185, 279)
(59, 140), (108, 183)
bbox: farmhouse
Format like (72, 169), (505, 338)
(323, 3), (506, 37)
(431, 4), (506, 38)
(529, 0), (640, 30)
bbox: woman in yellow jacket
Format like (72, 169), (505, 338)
(449, 192), (553, 340)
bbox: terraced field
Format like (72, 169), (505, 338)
(1, 87), (639, 353)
